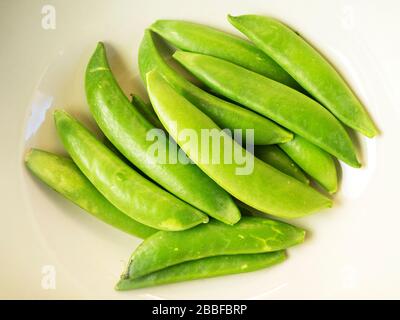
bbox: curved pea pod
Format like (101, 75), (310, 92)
(116, 251), (285, 290)
(85, 43), (239, 225)
(228, 14), (378, 138)
(254, 145), (309, 184)
(139, 29), (292, 145)
(131, 94), (163, 129)
(173, 51), (360, 168)
(280, 135), (338, 194)
(54, 110), (208, 231)
(150, 20), (300, 90)
(123, 216), (304, 279)
(147, 70), (332, 219)
(25, 149), (157, 239)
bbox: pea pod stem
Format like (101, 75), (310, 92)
(116, 251), (286, 290)
(173, 51), (360, 168)
(54, 109), (208, 231)
(86, 42), (239, 225)
(25, 149), (157, 239)
(147, 70), (332, 219)
(228, 14), (378, 138)
(123, 216), (304, 279)
(139, 30), (293, 145)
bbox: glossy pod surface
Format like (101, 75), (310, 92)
(280, 135), (338, 193)
(123, 216), (305, 279)
(139, 30), (292, 145)
(25, 149), (157, 239)
(131, 94), (163, 128)
(228, 14), (378, 138)
(174, 51), (360, 168)
(150, 20), (300, 89)
(86, 43), (239, 225)
(116, 251), (285, 290)
(254, 145), (309, 184)
(147, 71), (332, 219)
(54, 110), (208, 231)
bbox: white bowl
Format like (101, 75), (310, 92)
(1, 0), (400, 299)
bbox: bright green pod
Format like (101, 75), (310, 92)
(131, 94), (163, 129)
(228, 14), (378, 138)
(280, 135), (338, 193)
(123, 216), (304, 279)
(138, 29), (292, 145)
(254, 145), (309, 184)
(147, 70), (332, 219)
(25, 149), (157, 239)
(173, 51), (360, 168)
(86, 43), (239, 225)
(54, 110), (208, 231)
(150, 20), (300, 90)
(116, 251), (285, 290)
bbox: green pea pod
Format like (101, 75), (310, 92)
(116, 251), (285, 290)
(131, 94), (163, 129)
(123, 216), (304, 279)
(228, 14), (378, 138)
(139, 29), (292, 145)
(25, 149), (157, 239)
(280, 135), (338, 194)
(54, 110), (208, 231)
(147, 70), (332, 219)
(254, 145), (309, 184)
(173, 51), (360, 168)
(150, 20), (301, 90)
(86, 43), (239, 225)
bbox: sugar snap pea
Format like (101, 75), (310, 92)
(54, 110), (208, 231)
(280, 135), (338, 193)
(150, 20), (301, 90)
(147, 70), (332, 219)
(131, 94), (163, 128)
(254, 145), (309, 184)
(116, 251), (285, 290)
(25, 149), (157, 238)
(139, 30), (292, 145)
(86, 42), (239, 225)
(228, 14), (378, 138)
(173, 51), (360, 168)
(123, 216), (305, 279)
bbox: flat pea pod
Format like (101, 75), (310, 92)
(54, 110), (208, 231)
(150, 20), (301, 90)
(139, 30), (292, 145)
(174, 51), (360, 168)
(280, 135), (338, 194)
(25, 149), (157, 239)
(131, 94), (163, 129)
(228, 14), (378, 138)
(116, 251), (285, 290)
(123, 216), (304, 279)
(147, 70), (332, 219)
(254, 145), (309, 184)
(86, 43), (239, 225)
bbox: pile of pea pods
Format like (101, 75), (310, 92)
(25, 15), (377, 290)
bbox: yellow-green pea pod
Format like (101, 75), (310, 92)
(116, 251), (285, 290)
(254, 145), (309, 184)
(25, 149), (157, 239)
(150, 20), (301, 90)
(123, 216), (304, 279)
(280, 135), (338, 194)
(54, 110), (208, 231)
(131, 94), (163, 129)
(147, 70), (332, 219)
(86, 43), (239, 225)
(228, 15), (378, 138)
(173, 51), (360, 168)
(138, 30), (293, 145)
